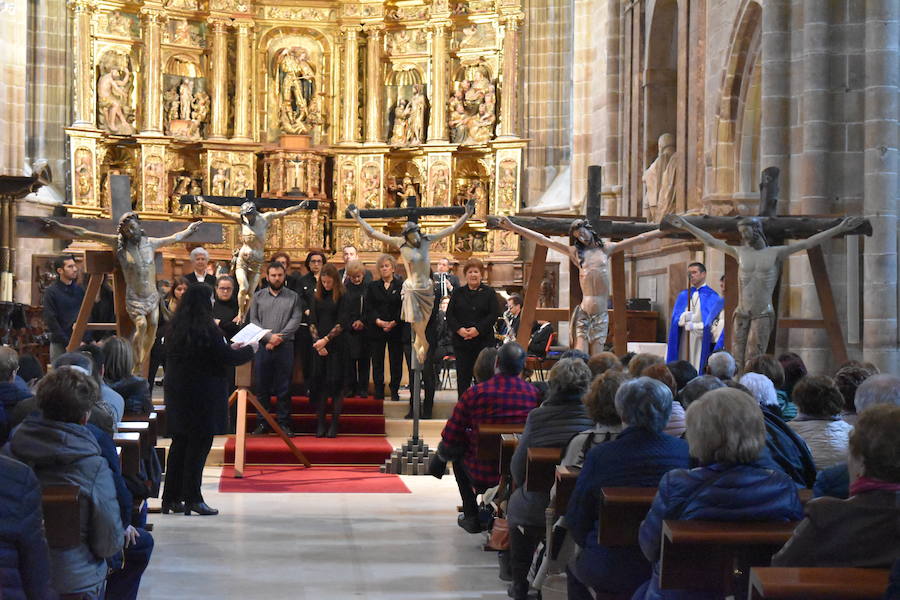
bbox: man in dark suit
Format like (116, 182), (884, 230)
(433, 257), (459, 298)
(338, 245), (372, 284)
(184, 247), (216, 287)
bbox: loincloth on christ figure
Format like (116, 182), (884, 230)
(570, 305), (609, 347)
(401, 280), (434, 324)
(235, 250), (264, 275)
(125, 289), (160, 321)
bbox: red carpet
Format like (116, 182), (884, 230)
(223, 436), (394, 466)
(218, 465), (410, 493)
(242, 413), (385, 435)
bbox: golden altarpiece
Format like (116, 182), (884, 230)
(64, 0), (526, 277)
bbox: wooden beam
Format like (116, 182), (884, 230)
(16, 216), (223, 243)
(516, 244), (548, 350)
(66, 273), (103, 353)
(533, 308), (569, 322)
(485, 215), (655, 238)
(611, 252), (628, 355)
(659, 214), (872, 239)
(806, 246), (849, 365)
(777, 318), (826, 329)
(724, 253), (739, 352)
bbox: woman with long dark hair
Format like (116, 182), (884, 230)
(309, 263), (351, 437)
(148, 276), (189, 395)
(162, 284), (256, 515)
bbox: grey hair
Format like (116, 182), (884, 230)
(855, 374), (900, 414)
(686, 388), (766, 464)
(739, 372), (779, 408)
(190, 246), (209, 260)
(679, 375), (725, 408)
(707, 351), (736, 380)
(547, 358), (593, 399)
(614, 376), (674, 433)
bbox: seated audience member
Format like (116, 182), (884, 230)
(472, 346), (500, 385)
(506, 359), (594, 600)
(633, 388), (803, 600)
(560, 349), (590, 364)
(773, 404), (900, 568)
(678, 375), (724, 409)
(619, 351), (636, 369)
(562, 370), (629, 468)
(566, 378), (691, 600)
(706, 350), (736, 381)
(3, 368), (123, 598)
(642, 364), (686, 437)
(0, 454), (54, 599)
(666, 360), (698, 393)
(16, 353), (43, 387)
(745, 354), (796, 419)
(815, 374), (900, 499)
(789, 375), (854, 470)
(527, 320), (554, 357)
(627, 353), (663, 378)
(102, 336), (151, 415)
(48, 352), (117, 435)
(0, 347), (32, 444)
(741, 372), (817, 488)
(834, 364), (875, 426)
(80, 344), (125, 425)
(587, 352), (622, 377)
(777, 352), (807, 413)
(433, 343), (540, 533)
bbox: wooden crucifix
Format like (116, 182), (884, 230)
(661, 167), (872, 368)
(180, 189), (317, 321)
(18, 175), (223, 373)
(487, 166), (662, 356)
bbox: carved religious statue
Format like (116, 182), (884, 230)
(349, 200), (475, 364)
(97, 65), (135, 135)
(389, 99), (411, 146)
(643, 133), (678, 222)
(498, 217), (666, 354)
(42, 213), (201, 372)
(163, 78), (209, 139)
(665, 214), (865, 369)
(407, 84), (428, 145)
(447, 73), (497, 145)
(277, 47), (321, 134)
(197, 199), (311, 321)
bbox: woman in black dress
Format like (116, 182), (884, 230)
(343, 260), (370, 398)
(309, 263), (351, 437)
(148, 277), (188, 395)
(365, 254), (404, 402)
(162, 284), (256, 515)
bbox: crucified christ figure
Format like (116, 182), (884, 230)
(666, 214), (865, 369)
(198, 199), (311, 322)
(43, 213), (201, 373)
(497, 216), (666, 354)
(348, 200), (475, 365)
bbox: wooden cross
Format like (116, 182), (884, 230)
(344, 195), (467, 222)
(17, 175), (223, 353)
(180, 188), (320, 211)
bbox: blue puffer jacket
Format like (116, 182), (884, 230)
(0, 454), (55, 600)
(634, 462), (804, 600)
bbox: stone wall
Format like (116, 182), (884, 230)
(0, 0), (28, 177)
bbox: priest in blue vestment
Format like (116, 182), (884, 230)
(667, 262), (723, 372)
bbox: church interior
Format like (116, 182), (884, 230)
(0, 0), (898, 598)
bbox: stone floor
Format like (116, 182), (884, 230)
(140, 467), (510, 599)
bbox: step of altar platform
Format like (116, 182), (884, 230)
(222, 436), (394, 466)
(381, 396), (458, 420)
(243, 413), (385, 435)
(255, 395), (384, 415)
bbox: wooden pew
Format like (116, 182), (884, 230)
(475, 423), (526, 462)
(525, 447), (563, 493)
(122, 412), (158, 447)
(41, 485), (81, 549)
(498, 433), (519, 481)
(748, 567), (890, 600)
(660, 520), (798, 596)
(151, 402), (167, 437)
(553, 465), (579, 516)
(597, 487), (656, 546)
(117, 421), (152, 462)
(113, 432), (141, 478)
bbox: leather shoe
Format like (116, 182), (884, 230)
(185, 502), (219, 516)
(457, 513), (483, 534)
(251, 424), (270, 435)
(279, 424), (295, 437)
(161, 500), (184, 514)
(391, 392), (401, 402)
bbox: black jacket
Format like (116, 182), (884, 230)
(184, 272), (216, 288)
(164, 327), (255, 435)
(344, 280), (368, 357)
(42, 280), (86, 344)
(364, 277), (404, 341)
(446, 283), (501, 346)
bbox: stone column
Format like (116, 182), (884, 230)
(207, 17), (229, 140)
(498, 16), (521, 138)
(1, 0), (27, 175)
(428, 22), (450, 143)
(863, 0), (899, 373)
(760, 0), (791, 201)
(340, 25), (361, 144)
(140, 7), (165, 135)
(70, 0), (96, 128)
(232, 19), (253, 141)
(363, 24), (384, 143)
(800, 0), (831, 215)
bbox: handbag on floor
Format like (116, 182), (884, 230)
(486, 517), (510, 551)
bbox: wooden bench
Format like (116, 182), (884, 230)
(525, 447), (563, 493)
(748, 567), (890, 600)
(498, 433), (519, 480)
(597, 486), (656, 546)
(41, 485), (81, 549)
(475, 424), (526, 462)
(113, 432), (141, 478)
(117, 421), (152, 462)
(553, 465), (579, 516)
(660, 520), (798, 596)
(151, 403), (167, 437)
(122, 412), (158, 447)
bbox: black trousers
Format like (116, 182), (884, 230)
(369, 336), (403, 398)
(163, 433), (214, 504)
(348, 341), (370, 395)
(509, 524), (545, 600)
(453, 339), (493, 398)
(294, 325), (313, 394)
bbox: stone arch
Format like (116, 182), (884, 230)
(643, 0), (679, 168)
(711, 0), (762, 196)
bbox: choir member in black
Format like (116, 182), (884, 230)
(296, 251), (326, 396)
(212, 275), (241, 339)
(343, 260), (370, 398)
(433, 257), (459, 298)
(446, 258), (501, 398)
(365, 254), (404, 402)
(309, 264), (351, 437)
(148, 276), (188, 395)
(339, 245), (373, 284)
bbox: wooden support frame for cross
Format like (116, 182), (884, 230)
(229, 362), (311, 477)
(66, 250), (132, 351)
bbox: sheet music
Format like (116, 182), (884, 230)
(231, 322), (270, 345)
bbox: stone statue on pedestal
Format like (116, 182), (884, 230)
(643, 133), (678, 222)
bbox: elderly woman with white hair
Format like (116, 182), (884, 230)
(633, 388), (803, 600)
(565, 377), (691, 600)
(185, 246), (215, 287)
